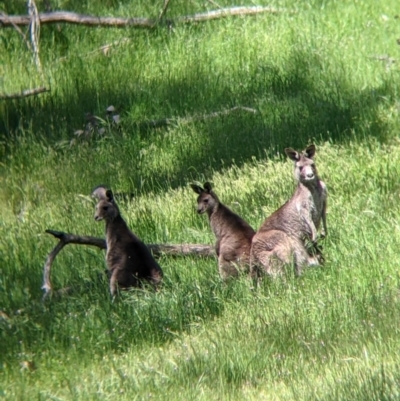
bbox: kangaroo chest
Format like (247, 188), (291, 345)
(105, 228), (126, 269)
(297, 182), (326, 228)
(105, 233), (116, 268)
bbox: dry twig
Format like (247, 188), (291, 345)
(139, 106), (258, 130)
(0, 86), (49, 100)
(177, 6), (287, 24)
(61, 37), (131, 61)
(27, 0), (42, 72)
(0, 12), (31, 50)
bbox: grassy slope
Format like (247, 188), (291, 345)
(1, 0), (400, 399)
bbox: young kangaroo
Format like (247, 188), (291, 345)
(191, 182), (256, 280)
(250, 144), (327, 277)
(92, 186), (163, 296)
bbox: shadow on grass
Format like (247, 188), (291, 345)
(1, 46), (396, 196)
(0, 270), (226, 359)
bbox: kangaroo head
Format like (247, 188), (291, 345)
(190, 182), (218, 215)
(94, 189), (120, 222)
(285, 144), (317, 185)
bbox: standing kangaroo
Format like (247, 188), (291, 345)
(250, 144), (327, 277)
(92, 186), (163, 296)
(191, 182), (256, 279)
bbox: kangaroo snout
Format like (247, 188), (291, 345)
(94, 215), (103, 221)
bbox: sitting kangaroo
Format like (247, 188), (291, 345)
(250, 144), (327, 277)
(191, 182), (256, 279)
(92, 186), (163, 296)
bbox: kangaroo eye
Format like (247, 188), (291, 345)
(102, 206), (109, 211)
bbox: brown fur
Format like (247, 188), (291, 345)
(93, 186), (163, 296)
(191, 182), (256, 279)
(250, 144), (328, 277)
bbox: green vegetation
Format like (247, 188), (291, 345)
(1, 0), (400, 399)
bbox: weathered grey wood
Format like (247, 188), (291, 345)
(139, 106), (258, 130)
(177, 6), (289, 24)
(0, 6), (291, 28)
(0, 12), (155, 28)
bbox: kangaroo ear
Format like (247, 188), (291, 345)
(190, 184), (204, 195)
(285, 148), (300, 161)
(304, 144), (316, 159)
(91, 185), (108, 201)
(106, 189), (114, 202)
(203, 182), (212, 193)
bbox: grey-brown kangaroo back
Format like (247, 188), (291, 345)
(191, 182), (256, 279)
(250, 144), (327, 276)
(93, 186), (163, 296)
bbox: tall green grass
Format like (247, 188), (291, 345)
(1, 0), (400, 399)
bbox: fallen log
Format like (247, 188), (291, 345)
(0, 6), (292, 28)
(42, 229), (215, 297)
(0, 12), (154, 28)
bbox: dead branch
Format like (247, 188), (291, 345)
(0, 12), (31, 50)
(94, 37), (130, 56)
(0, 86), (49, 100)
(42, 230), (106, 296)
(28, 0), (42, 72)
(0, 6), (291, 28)
(176, 6), (291, 24)
(0, 12), (155, 28)
(139, 106), (258, 130)
(74, 38), (132, 61)
(42, 229), (215, 297)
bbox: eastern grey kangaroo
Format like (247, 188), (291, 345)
(250, 144), (327, 277)
(191, 182), (256, 279)
(92, 186), (163, 296)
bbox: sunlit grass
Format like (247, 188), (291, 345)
(1, 0), (400, 399)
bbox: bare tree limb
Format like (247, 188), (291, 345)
(0, 6), (292, 28)
(0, 12), (31, 50)
(42, 229), (215, 298)
(176, 6), (288, 24)
(0, 86), (49, 100)
(0, 12), (156, 28)
(62, 37), (131, 61)
(28, 0), (42, 72)
(94, 37), (130, 56)
(149, 243), (215, 257)
(139, 106), (258, 130)
(42, 230), (106, 298)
